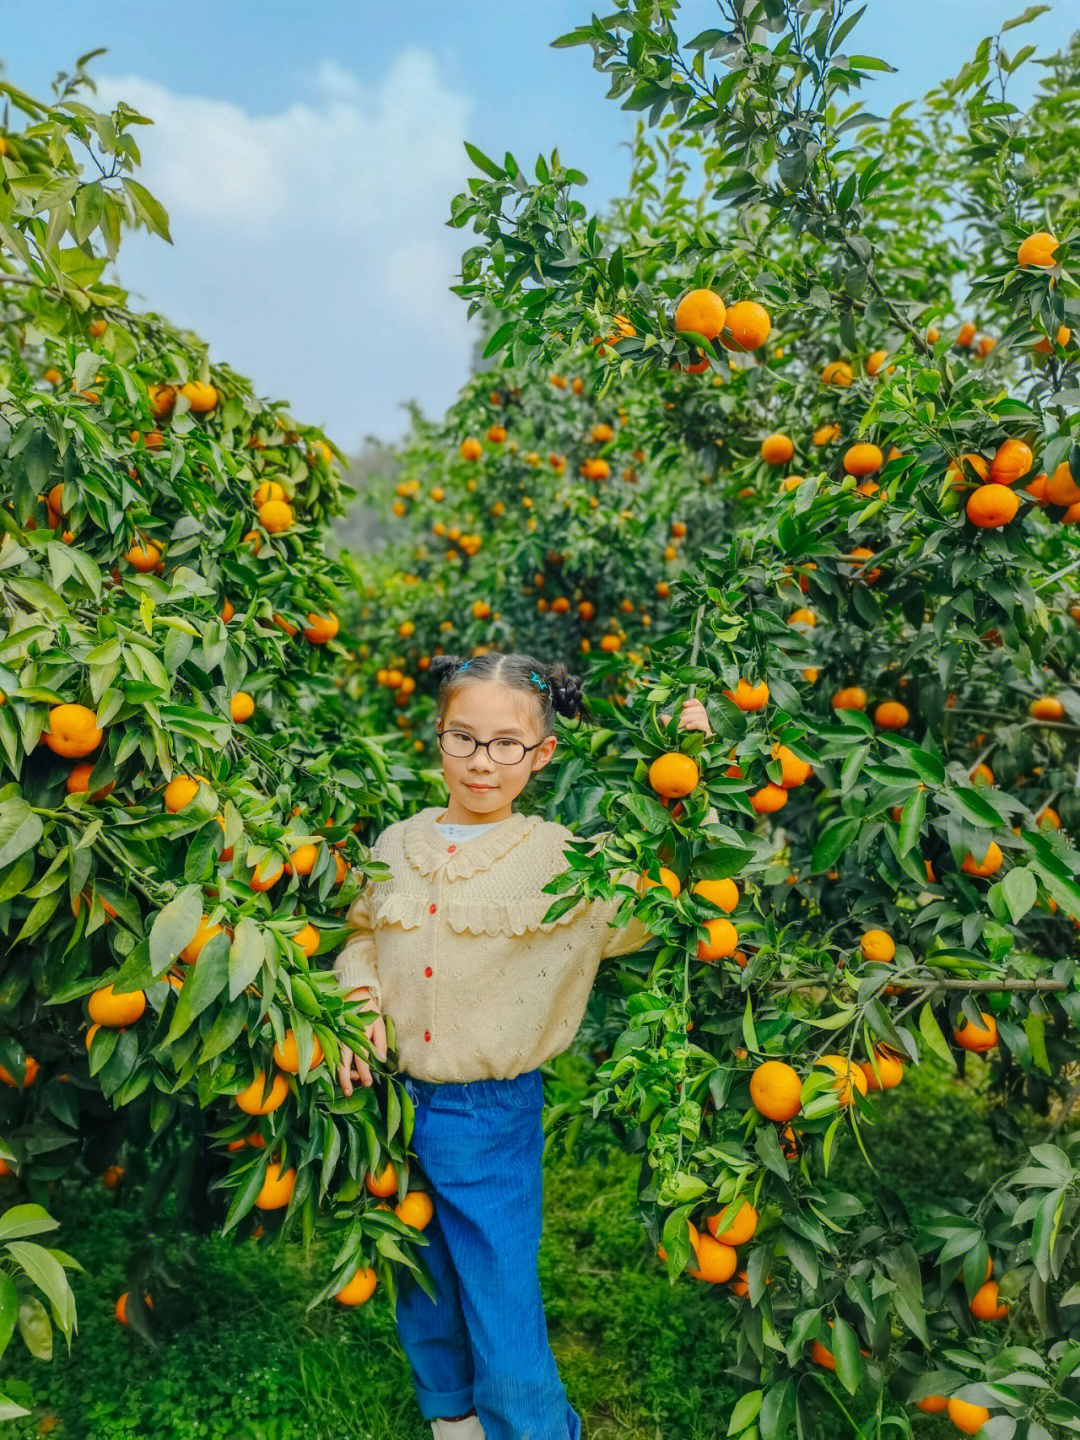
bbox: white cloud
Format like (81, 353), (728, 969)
(93, 50), (479, 448)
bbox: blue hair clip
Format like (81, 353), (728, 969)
(530, 669), (548, 690)
(457, 658), (472, 671)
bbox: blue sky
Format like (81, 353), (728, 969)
(7, 2), (1077, 451)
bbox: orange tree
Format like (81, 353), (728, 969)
(436, 3), (1080, 1434)
(0, 59), (445, 1409)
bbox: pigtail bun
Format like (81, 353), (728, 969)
(547, 663), (589, 721)
(428, 654), (467, 687)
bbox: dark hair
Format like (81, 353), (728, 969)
(428, 651), (591, 730)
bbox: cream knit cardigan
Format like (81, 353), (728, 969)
(332, 805), (653, 1083)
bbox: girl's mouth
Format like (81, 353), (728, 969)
(466, 783), (495, 791)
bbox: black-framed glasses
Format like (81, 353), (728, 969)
(436, 729), (550, 765)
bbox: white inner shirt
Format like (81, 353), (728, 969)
(433, 818), (503, 844)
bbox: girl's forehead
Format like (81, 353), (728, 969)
(444, 681), (539, 731)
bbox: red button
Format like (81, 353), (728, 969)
(425, 966), (433, 977)
(424, 1031), (431, 1042)
(447, 844), (457, 853)
(429, 903), (437, 914)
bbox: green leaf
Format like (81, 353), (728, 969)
(463, 141), (504, 180)
(830, 1314), (864, 1394)
(1025, 1011), (1051, 1075)
(728, 1390), (763, 1435)
(812, 817), (859, 874)
(1001, 867), (1037, 923)
(149, 885), (204, 975)
(0, 800), (43, 872)
(898, 788), (926, 855)
(919, 1004), (955, 1068)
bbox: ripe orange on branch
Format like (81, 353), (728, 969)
(953, 1011), (998, 1052)
(720, 300), (771, 350)
(1017, 230), (1058, 267)
(843, 442), (883, 476)
(44, 703), (103, 757)
(761, 433), (795, 465)
(674, 288), (726, 339)
(989, 439), (1033, 484)
(723, 678), (769, 711)
(648, 752), (700, 798)
(750, 1061), (803, 1122)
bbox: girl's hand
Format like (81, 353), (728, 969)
(337, 989), (388, 1094)
(660, 696), (714, 738)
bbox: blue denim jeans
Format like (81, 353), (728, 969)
(395, 1070), (581, 1440)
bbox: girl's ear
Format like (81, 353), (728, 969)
(533, 734), (558, 770)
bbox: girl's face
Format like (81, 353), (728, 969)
(436, 680), (558, 822)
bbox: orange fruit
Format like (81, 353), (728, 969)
(114, 1291), (154, 1325)
(335, 1267), (378, 1305)
(394, 1191), (435, 1230)
(486, 424), (506, 443)
(258, 500), (294, 533)
(822, 360), (853, 386)
(0, 1056), (39, 1088)
(946, 453), (991, 487)
(1030, 695), (1065, 721)
(953, 1011), (998, 1051)
(760, 433), (795, 465)
(180, 916), (227, 964)
(44, 703), (102, 757)
(231, 691), (255, 722)
(65, 763), (115, 800)
(956, 321), (977, 347)
(88, 984), (146, 1027)
(148, 382), (176, 417)
(254, 1160), (296, 1210)
(843, 442), (883, 476)
(366, 1162), (400, 1198)
(813, 423), (841, 445)
(691, 877), (738, 913)
(686, 1232), (738, 1283)
(721, 300), (770, 350)
(590, 422), (615, 443)
(846, 546), (880, 584)
(1034, 324), (1071, 352)
(772, 744), (812, 788)
(293, 922), (319, 958)
(163, 775), (202, 813)
(180, 380), (218, 411)
(1046, 462), (1080, 506)
(749, 1061), (802, 1121)
(860, 929), (895, 963)
(989, 439), (1033, 484)
(961, 842), (1003, 878)
(947, 1398), (991, 1434)
(810, 1339), (836, 1370)
(750, 783), (787, 814)
(581, 457), (610, 480)
(221, 598), (235, 623)
(816, 1054), (868, 1106)
(674, 288), (726, 339)
(831, 686), (867, 711)
(723, 678), (769, 711)
(273, 1029), (325, 1074)
(874, 701), (909, 730)
(236, 1070), (289, 1114)
(969, 1279), (1008, 1320)
(966, 484), (1019, 528)
(706, 1200), (758, 1246)
(1017, 231), (1058, 267)
(638, 867), (681, 899)
(253, 480), (286, 505)
(865, 349), (889, 376)
(250, 856), (285, 891)
(915, 1395), (948, 1414)
(648, 752), (700, 798)
(860, 1050), (904, 1091)
(697, 917), (738, 962)
(303, 611), (339, 644)
(787, 607), (815, 628)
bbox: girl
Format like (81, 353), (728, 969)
(334, 651), (712, 1440)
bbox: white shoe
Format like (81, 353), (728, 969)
(431, 1416), (486, 1440)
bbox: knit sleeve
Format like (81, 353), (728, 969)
(332, 883), (382, 1007)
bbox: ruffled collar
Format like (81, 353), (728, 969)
(402, 806), (541, 880)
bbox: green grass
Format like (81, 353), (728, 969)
(4, 1053), (1045, 1440)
